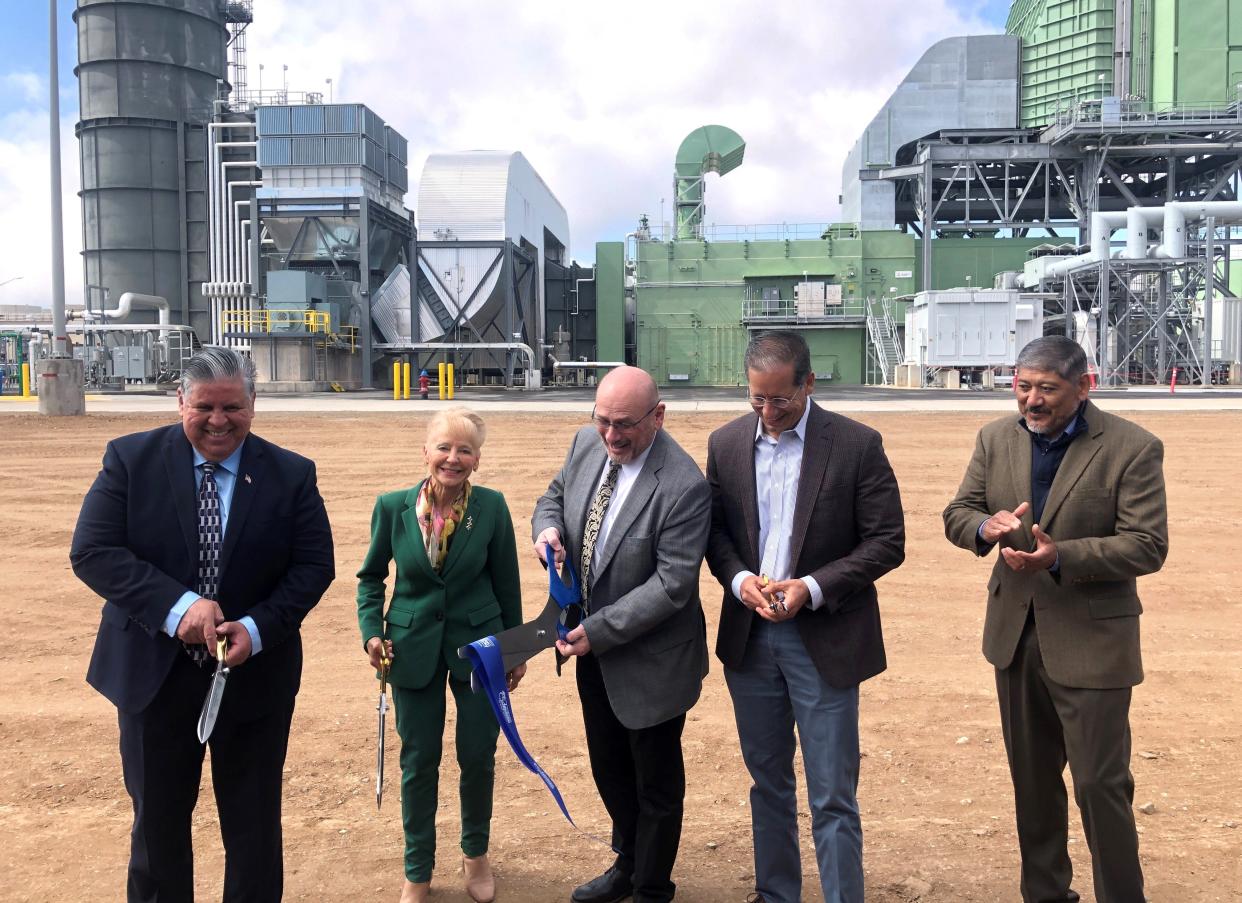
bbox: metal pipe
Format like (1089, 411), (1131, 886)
(48, 0), (67, 357)
(1154, 201), (1242, 258)
(1205, 215), (1215, 383)
(572, 274), (594, 316)
(551, 359), (625, 369)
(1124, 206), (1164, 258)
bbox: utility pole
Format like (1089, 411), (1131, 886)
(41, 0), (85, 415)
(49, 0), (67, 357)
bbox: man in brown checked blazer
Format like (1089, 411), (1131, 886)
(944, 335), (1168, 903)
(706, 331), (905, 903)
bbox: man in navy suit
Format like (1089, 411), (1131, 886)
(71, 347), (335, 903)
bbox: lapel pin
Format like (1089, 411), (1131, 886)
(465, 515), (474, 531)
(244, 474), (252, 484)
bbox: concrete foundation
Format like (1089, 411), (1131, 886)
(251, 337), (362, 393)
(36, 358), (86, 416)
(894, 363), (921, 388)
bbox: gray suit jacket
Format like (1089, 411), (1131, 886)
(943, 400), (1168, 689)
(532, 426), (711, 730)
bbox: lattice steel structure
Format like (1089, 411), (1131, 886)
(861, 100), (1242, 383)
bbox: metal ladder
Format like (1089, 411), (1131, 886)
(865, 296), (904, 385)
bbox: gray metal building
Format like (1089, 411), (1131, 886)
(74, 0), (241, 336)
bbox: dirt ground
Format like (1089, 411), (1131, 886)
(1, 408), (1239, 902)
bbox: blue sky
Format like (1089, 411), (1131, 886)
(1, 1), (1011, 307)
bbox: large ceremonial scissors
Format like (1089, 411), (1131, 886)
(465, 547), (581, 688)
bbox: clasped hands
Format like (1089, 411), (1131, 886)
(982, 500), (1058, 573)
(175, 597), (251, 667)
(738, 575), (809, 622)
(364, 636), (528, 692)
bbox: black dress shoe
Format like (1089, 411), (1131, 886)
(570, 866), (634, 903)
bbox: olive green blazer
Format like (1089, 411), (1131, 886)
(356, 482), (523, 688)
(943, 401), (1168, 689)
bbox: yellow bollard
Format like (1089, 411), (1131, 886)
(447, 363), (455, 399)
(21, 362), (31, 398)
(393, 361), (401, 400)
(402, 362), (411, 400)
(437, 362), (446, 400)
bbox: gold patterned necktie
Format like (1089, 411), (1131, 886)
(580, 460), (621, 611)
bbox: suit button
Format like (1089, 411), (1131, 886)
(435, 611), (444, 621)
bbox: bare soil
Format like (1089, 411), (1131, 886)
(1, 409), (1239, 902)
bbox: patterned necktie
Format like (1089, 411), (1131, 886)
(580, 460), (621, 611)
(184, 461), (222, 665)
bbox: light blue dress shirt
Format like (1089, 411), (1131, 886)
(161, 442), (263, 654)
(730, 400), (826, 610)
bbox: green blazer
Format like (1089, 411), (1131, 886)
(943, 401), (1168, 689)
(356, 482), (523, 688)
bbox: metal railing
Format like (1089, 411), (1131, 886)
(1046, 98), (1242, 138)
(220, 309), (357, 350)
(741, 298), (868, 319)
(642, 222), (844, 243)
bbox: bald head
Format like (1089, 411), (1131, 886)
(597, 366), (659, 409)
(592, 366), (664, 463)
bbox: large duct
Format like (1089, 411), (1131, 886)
(673, 125), (745, 240)
(75, 0), (228, 330)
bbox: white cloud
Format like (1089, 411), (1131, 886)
(246, 0), (997, 260)
(1, 72), (44, 105)
(0, 106), (81, 310)
(0, 0), (997, 310)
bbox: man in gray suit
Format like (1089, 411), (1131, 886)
(533, 366), (711, 903)
(705, 331), (905, 903)
(944, 336), (1168, 903)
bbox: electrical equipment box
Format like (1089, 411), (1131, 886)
(905, 288), (1043, 367)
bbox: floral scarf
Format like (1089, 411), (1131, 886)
(416, 480), (471, 571)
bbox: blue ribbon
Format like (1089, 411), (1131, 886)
(460, 634), (579, 827)
(461, 553), (613, 847)
(544, 546), (582, 641)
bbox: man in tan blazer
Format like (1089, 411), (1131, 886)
(943, 335), (1168, 903)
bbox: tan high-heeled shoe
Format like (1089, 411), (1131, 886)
(398, 878), (430, 903)
(463, 854), (496, 903)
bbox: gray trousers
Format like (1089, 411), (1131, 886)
(725, 618), (863, 903)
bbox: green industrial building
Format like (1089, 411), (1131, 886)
(1008, 0), (1242, 127)
(594, 223), (1045, 387)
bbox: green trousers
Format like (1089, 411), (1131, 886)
(392, 660), (500, 883)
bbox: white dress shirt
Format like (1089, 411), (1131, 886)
(731, 401), (826, 610)
(591, 443), (655, 571)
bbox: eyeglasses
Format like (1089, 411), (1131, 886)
(591, 402), (660, 432)
(747, 385), (805, 410)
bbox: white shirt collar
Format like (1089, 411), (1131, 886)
(608, 439), (655, 475)
(753, 397), (813, 444)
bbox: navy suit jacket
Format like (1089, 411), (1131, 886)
(71, 423), (335, 714)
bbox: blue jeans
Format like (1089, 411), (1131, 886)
(725, 618), (863, 903)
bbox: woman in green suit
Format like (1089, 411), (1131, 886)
(357, 408), (526, 903)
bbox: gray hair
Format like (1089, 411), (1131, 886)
(744, 330), (811, 385)
(180, 346), (257, 396)
(1015, 336), (1088, 382)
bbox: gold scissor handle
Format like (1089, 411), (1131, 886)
(215, 636), (227, 662)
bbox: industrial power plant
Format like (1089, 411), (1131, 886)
(6, 0), (1242, 397)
